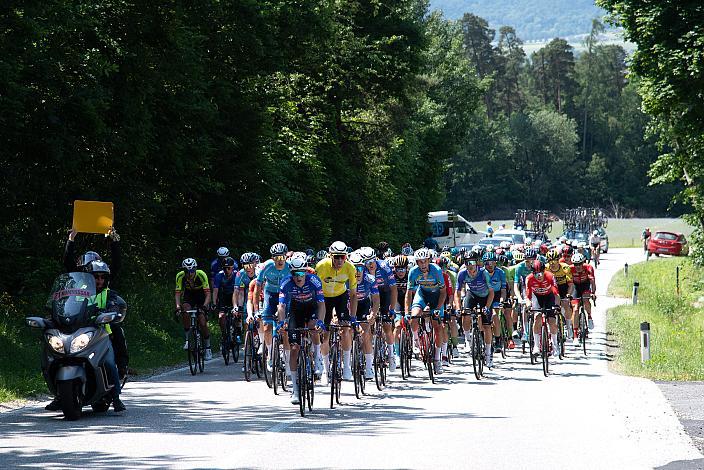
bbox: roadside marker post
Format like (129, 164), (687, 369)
(640, 322), (651, 364)
(632, 281), (639, 305)
(624, 263), (628, 277)
(676, 266), (680, 296)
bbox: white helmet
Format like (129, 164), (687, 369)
(182, 258), (197, 270)
(289, 257), (307, 270)
(270, 243), (288, 256)
(571, 253), (586, 264)
(414, 248), (432, 260)
(348, 251), (364, 266)
(329, 241), (348, 255)
(401, 244), (414, 256)
(359, 246), (376, 262)
(593, 230), (599, 236)
(485, 244), (495, 252)
(577, 241), (587, 249)
(499, 241), (511, 250)
(217, 246), (230, 257)
(290, 251), (307, 260)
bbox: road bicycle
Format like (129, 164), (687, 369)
(417, 310), (438, 384)
(272, 326), (288, 395)
(243, 318), (263, 382)
(460, 307), (485, 380)
(185, 309), (205, 375)
(220, 307), (241, 366)
(530, 305), (561, 377)
(372, 319), (388, 391)
(328, 324), (352, 409)
(352, 320), (368, 399)
(292, 327), (315, 416)
(574, 295), (595, 356)
(398, 313), (413, 380)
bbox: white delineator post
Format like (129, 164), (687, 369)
(640, 321), (651, 364)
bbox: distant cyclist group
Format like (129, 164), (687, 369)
(174, 234), (598, 410)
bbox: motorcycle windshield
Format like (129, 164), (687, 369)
(48, 273), (97, 329)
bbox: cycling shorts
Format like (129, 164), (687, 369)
(531, 293), (557, 317)
(287, 300), (317, 346)
(411, 290), (445, 318)
(558, 283), (569, 298)
(261, 291), (279, 322)
(378, 288), (393, 323)
(574, 281), (592, 299)
(183, 291), (205, 309)
(463, 294), (491, 325)
(324, 291), (350, 325)
(591, 243), (600, 249)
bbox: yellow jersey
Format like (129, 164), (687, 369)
(548, 262), (572, 285)
(315, 258), (358, 297)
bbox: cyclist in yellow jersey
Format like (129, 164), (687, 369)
(315, 241), (358, 382)
(546, 249), (574, 340)
(175, 258), (212, 359)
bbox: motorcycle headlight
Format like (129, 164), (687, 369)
(70, 332), (94, 353)
(46, 334), (64, 353)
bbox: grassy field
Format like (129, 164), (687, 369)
(606, 256), (704, 380)
(471, 217), (693, 248)
(0, 281), (195, 403)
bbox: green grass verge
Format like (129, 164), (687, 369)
(0, 279), (219, 402)
(606, 256), (704, 380)
(471, 217), (693, 248)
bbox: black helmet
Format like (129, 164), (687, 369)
(87, 260), (111, 275)
(223, 257), (236, 268)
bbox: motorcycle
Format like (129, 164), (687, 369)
(26, 272), (126, 420)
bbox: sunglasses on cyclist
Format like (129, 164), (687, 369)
(396, 268), (407, 273)
(465, 260), (477, 266)
(224, 266), (233, 271)
(243, 263), (255, 269)
(332, 254), (346, 261)
(292, 270), (307, 277)
(93, 274), (107, 280)
(273, 255), (286, 261)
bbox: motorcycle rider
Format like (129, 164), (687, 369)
(46, 260), (126, 412)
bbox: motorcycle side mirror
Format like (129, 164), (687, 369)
(25, 317), (47, 329)
(95, 312), (117, 325)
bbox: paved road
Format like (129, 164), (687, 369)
(1, 248), (702, 469)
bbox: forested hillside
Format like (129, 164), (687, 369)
(430, 0), (607, 40)
(0, 1), (678, 297)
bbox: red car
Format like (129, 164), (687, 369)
(647, 231), (689, 256)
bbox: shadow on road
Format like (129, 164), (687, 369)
(0, 447), (198, 469)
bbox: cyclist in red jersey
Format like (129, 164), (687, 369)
(524, 260), (559, 356)
(570, 253), (596, 333)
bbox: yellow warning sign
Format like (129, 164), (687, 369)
(72, 200), (114, 234)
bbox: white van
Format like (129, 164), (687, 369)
(427, 211), (483, 247)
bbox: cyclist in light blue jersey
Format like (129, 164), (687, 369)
(405, 248), (447, 374)
(252, 243), (291, 372)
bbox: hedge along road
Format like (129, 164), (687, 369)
(0, 248), (702, 470)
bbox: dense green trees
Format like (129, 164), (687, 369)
(0, 2), (679, 296)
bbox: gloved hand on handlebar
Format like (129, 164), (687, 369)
(349, 316), (359, 327)
(315, 319), (326, 331)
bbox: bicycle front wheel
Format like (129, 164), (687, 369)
(541, 323), (549, 377)
(306, 352), (314, 411)
(374, 333), (384, 391)
(399, 329), (409, 380)
(297, 349), (306, 417)
(243, 330), (253, 381)
(352, 339), (362, 399)
(580, 309), (588, 356)
(272, 336), (280, 395)
(528, 315), (536, 365)
(188, 329), (198, 376)
(197, 330), (205, 373)
(557, 314), (566, 360)
(471, 328), (481, 380)
(263, 341), (272, 388)
(330, 344), (338, 409)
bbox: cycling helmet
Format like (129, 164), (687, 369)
(217, 246), (230, 257)
(240, 252), (255, 265)
(532, 260), (546, 272)
(359, 246), (376, 262)
(559, 236), (567, 243)
(383, 248), (393, 259)
(524, 248), (538, 259)
(497, 254), (509, 266)
(401, 243), (414, 256)
(440, 250), (452, 259)
(408, 256), (416, 268)
(513, 251), (525, 262)
(450, 247), (459, 256)
(485, 244), (495, 252)
(547, 249), (560, 261)
(563, 246), (574, 256)
(414, 248), (432, 260)
(482, 252), (497, 263)
(329, 241), (348, 255)
(471, 245), (484, 255)
(377, 241), (390, 257)
(348, 251), (364, 266)
(289, 256), (307, 270)
(305, 248), (315, 257)
(251, 253), (262, 264)
(593, 230), (599, 236)
(441, 245), (450, 253)
(316, 250), (328, 261)
(495, 248), (505, 256)
(571, 253), (586, 264)
(87, 260), (110, 275)
(391, 255), (409, 269)
(539, 244), (548, 255)
(78, 251), (102, 269)
(182, 258), (197, 270)
(222, 257), (236, 268)
(270, 243), (288, 256)
(290, 251), (307, 261)
(305, 254), (315, 267)
(577, 241), (587, 249)
(436, 256), (449, 268)
(463, 250), (480, 262)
